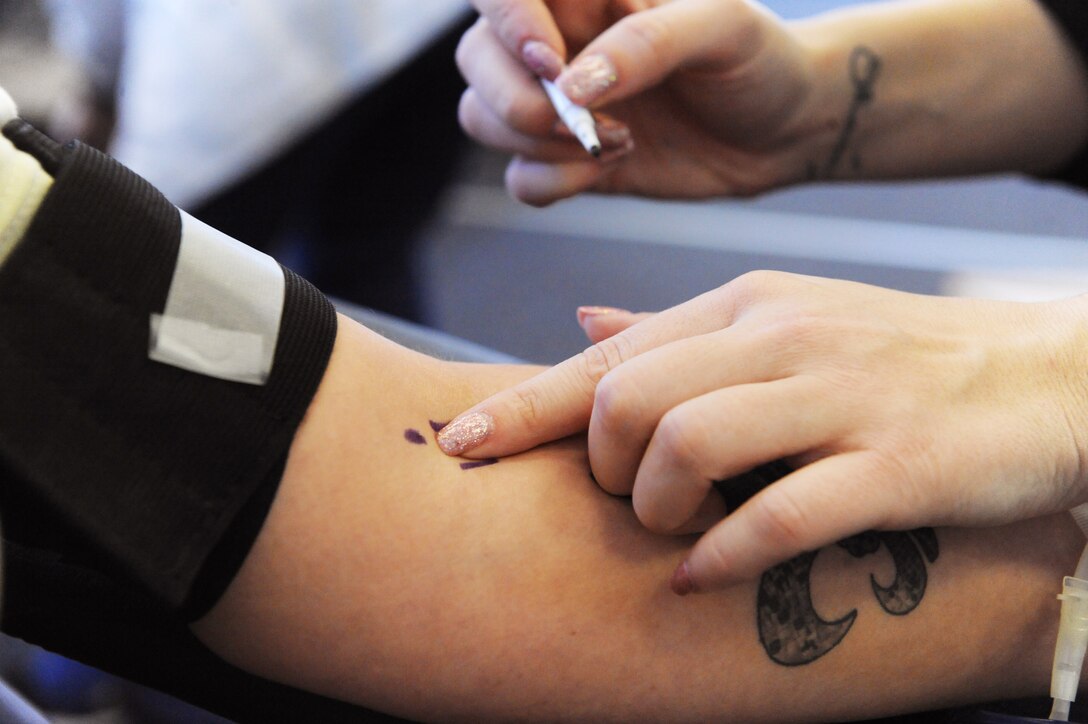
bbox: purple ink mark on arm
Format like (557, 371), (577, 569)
(429, 419), (448, 432)
(404, 429), (427, 445)
(460, 458), (499, 471)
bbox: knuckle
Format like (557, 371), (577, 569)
(728, 269), (787, 300)
(578, 335), (635, 388)
(507, 384), (547, 432)
(653, 409), (705, 476)
(454, 23), (479, 76)
(490, 4), (528, 46)
(754, 313), (815, 353)
(457, 90), (481, 137)
(632, 488), (672, 533)
(616, 12), (674, 66)
(593, 371), (643, 437)
(594, 458), (635, 496)
(714, 271), (774, 320)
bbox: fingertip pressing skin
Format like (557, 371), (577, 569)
(670, 560), (697, 596)
(436, 411), (495, 456)
(673, 534), (752, 596)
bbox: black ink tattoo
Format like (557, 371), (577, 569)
(757, 528), (939, 666)
(714, 462), (938, 667)
(819, 45), (881, 179)
(864, 529), (938, 616)
(757, 550), (857, 666)
(404, 429), (427, 445)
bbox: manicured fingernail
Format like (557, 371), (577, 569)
(670, 561), (698, 596)
(595, 119), (632, 149)
(436, 411), (495, 455)
(522, 40), (564, 80)
(576, 305), (627, 328)
(597, 138), (635, 164)
(559, 54), (618, 106)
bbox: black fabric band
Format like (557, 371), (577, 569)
(0, 121), (336, 615)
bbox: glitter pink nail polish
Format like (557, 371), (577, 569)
(436, 411), (495, 456)
(560, 54), (618, 106)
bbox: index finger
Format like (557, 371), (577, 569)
(472, 0), (568, 75)
(435, 285), (743, 458)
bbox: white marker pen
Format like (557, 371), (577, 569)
(540, 78), (601, 157)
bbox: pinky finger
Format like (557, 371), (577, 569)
(678, 452), (905, 593)
(506, 155), (628, 206)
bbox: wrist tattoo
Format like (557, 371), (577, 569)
(809, 45), (882, 180)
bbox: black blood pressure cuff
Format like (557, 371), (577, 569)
(0, 120), (337, 619)
(1037, 0), (1088, 188)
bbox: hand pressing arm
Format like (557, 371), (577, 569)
(193, 312), (1087, 722)
(438, 273), (1088, 595)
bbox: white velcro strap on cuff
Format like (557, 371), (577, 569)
(149, 211), (285, 385)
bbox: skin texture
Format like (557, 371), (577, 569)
(457, 0), (1088, 205)
(193, 313), (1088, 722)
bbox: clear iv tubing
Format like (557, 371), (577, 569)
(1049, 504), (1088, 721)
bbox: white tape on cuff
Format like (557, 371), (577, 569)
(149, 211), (285, 385)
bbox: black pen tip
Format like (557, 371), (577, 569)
(590, 145), (601, 158)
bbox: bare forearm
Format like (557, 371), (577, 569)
(192, 316), (1087, 721)
(786, 0), (1088, 181)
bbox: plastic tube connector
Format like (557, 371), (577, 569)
(1050, 575), (1088, 720)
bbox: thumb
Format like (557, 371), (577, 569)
(556, 0), (763, 106)
(576, 306), (654, 344)
(473, 0), (568, 78)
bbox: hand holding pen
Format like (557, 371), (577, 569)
(456, 0), (814, 206)
(539, 78), (601, 157)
